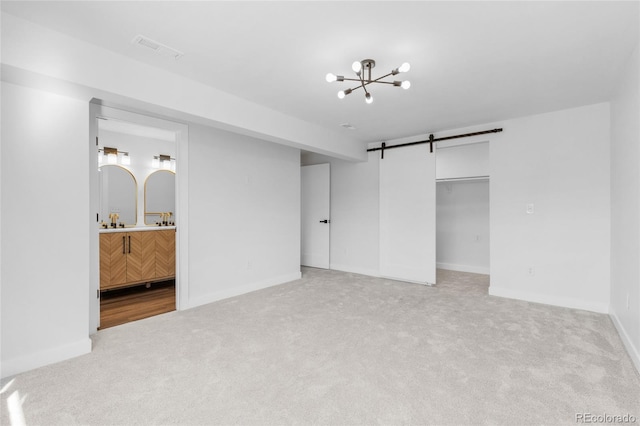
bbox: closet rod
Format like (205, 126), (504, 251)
(367, 128), (503, 154)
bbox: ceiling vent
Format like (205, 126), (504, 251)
(340, 123), (356, 130)
(131, 35), (184, 60)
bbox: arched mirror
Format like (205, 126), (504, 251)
(99, 165), (137, 226)
(145, 170), (176, 225)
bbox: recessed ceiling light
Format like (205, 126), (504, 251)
(131, 35), (184, 60)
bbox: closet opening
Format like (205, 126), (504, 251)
(434, 141), (490, 293)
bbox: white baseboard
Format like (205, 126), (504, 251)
(437, 262), (490, 275)
(379, 275), (434, 286)
(185, 271), (302, 309)
(329, 263), (380, 278)
(609, 309), (640, 375)
(1, 338), (92, 380)
(488, 286), (609, 314)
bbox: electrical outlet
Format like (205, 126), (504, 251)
(526, 203), (535, 214)
(527, 267), (535, 277)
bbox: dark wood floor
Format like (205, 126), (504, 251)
(100, 280), (176, 329)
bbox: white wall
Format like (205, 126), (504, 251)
(610, 42), (640, 371)
(436, 142), (490, 180)
(302, 152), (380, 277)
(1, 82), (92, 378)
(490, 103), (611, 313)
(436, 180), (490, 274)
(186, 124), (301, 308)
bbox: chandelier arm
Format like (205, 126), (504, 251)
(370, 72), (394, 83)
(342, 81), (381, 92)
(358, 72), (370, 95)
(339, 70), (406, 94)
(341, 71), (396, 84)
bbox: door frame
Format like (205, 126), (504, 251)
(89, 102), (189, 333)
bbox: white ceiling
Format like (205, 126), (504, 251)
(2, 1), (638, 144)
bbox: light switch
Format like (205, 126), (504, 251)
(526, 203), (534, 214)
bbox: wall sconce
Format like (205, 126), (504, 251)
(152, 154), (175, 171)
(98, 147), (130, 166)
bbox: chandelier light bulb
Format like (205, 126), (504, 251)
(398, 62), (411, 73)
(365, 93), (373, 104)
(352, 61), (362, 73)
(338, 88), (352, 99)
(326, 73), (337, 83)
(401, 80), (411, 90)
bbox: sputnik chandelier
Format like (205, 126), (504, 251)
(326, 59), (411, 104)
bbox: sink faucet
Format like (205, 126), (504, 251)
(158, 212), (173, 226)
(109, 213), (119, 228)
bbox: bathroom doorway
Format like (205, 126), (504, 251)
(89, 103), (188, 332)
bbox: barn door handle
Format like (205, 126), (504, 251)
(319, 219), (330, 224)
(122, 236), (126, 254)
(128, 236), (131, 253)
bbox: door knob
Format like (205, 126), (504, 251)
(319, 219), (330, 223)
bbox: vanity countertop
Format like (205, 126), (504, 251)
(99, 226), (176, 233)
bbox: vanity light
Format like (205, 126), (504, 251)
(153, 154), (175, 170)
(105, 147), (118, 164)
(98, 147), (130, 166)
(120, 152), (131, 166)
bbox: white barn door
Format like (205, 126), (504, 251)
(379, 145), (436, 284)
(301, 163), (331, 268)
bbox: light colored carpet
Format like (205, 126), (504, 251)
(1, 268), (638, 425)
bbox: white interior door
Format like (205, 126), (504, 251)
(301, 163), (330, 268)
(379, 145), (436, 284)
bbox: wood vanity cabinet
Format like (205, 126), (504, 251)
(100, 229), (175, 290)
(155, 229), (176, 279)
